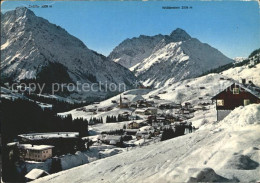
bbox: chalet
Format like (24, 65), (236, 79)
(19, 144), (54, 162)
(135, 99), (153, 108)
(151, 121), (164, 128)
(159, 102), (181, 109)
(135, 109), (146, 115)
(17, 132), (81, 156)
(165, 115), (179, 123)
(145, 107), (158, 115)
(100, 135), (123, 146)
(127, 122), (140, 129)
(136, 131), (150, 140)
(136, 126), (155, 139)
(212, 81), (260, 121)
(193, 105), (204, 111)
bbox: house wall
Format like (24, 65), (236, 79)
(128, 123), (139, 129)
(217, 110), (232, 121)
(26, 149), (52, 161)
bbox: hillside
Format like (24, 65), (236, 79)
(222, 63), (260, 87)
(34, 104), (260, 183)
(58, 73), (233, 127)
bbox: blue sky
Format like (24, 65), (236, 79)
(1, 1), (260, 58)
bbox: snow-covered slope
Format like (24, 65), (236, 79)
(1, 7), (136, 96)
(35, 104), (260, 183)
(222, 63), (260, 87)
(59, 73), (232, 121)
(109, 28), (233, 88)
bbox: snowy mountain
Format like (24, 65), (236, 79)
(1, 7), (136, 97)
(109, 28), (233, 88)
(35, 104), (260, 183)
(109, 34), (165, 69)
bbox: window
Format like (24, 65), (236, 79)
(217, 99), (224, 106)
(233, 88), (239, 94)
(244, 99), (250, 106)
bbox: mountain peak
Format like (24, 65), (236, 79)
(169, 28), (191, 41)
(3, 7), (36, 19)
(15, 7), (35, 16)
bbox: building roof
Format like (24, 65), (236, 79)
(7, 142), (19, 146)
(103, 135), (122, 141)
(25, 169), (49, 180)
(147, 107), (158, 110)
(124, 129), (139, 133)
(135, 109), (146, 113)
(19, 144), (54, 151)
(18, 132), (79, 141)
(212, 82), (260, 100)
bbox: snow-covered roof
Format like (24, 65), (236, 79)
(212, 82), (260, 99)
(124, 129), (139, 132)
(160, 102), (180, 105)
(146, 107), (158, 110)
(25, 168), (49, 180)
(103, 135), (122, 141)
(7, 142), (19, 146)
(18, 132), (79, 140)
(135, 109), (146, 113)
(19, 144), (54, 151)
